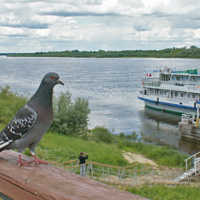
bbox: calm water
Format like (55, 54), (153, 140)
(0, 56), (200, 155)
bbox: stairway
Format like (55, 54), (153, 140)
(174, 167), (198, 182)
(174, 151), (200, 182)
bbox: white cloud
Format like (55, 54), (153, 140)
(0, 0), (200, 52)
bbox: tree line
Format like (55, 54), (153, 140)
(8, 45), (200, 58)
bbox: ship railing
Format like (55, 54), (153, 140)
(141, 78), (161, 87)
(142, 77), (200, 87)
(181, 113), (196, 125)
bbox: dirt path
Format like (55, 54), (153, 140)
(122, 150), (158, 166)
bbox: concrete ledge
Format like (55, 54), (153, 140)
(178, 122), (200, 141)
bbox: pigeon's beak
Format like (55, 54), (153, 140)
(57, 79), (64, 85)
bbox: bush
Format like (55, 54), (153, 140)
(125, 131), (138, 140)
(119, 132), (126, 139)
(51, 91), (90, 135)
(92, 126), (113, 144)
(0, 86), (28, 124)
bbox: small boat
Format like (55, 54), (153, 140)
(138, 66), (200, 115)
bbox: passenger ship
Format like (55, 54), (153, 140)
(138, 67), (200, 115)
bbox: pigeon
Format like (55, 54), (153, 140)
(0, 72), (64, 166)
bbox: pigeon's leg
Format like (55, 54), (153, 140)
(30, 152), (48, 165)
(18, 153), (29, 166)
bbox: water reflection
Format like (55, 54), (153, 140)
(138, 107), (200, 155)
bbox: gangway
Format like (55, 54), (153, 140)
(174, 151), (200, 182)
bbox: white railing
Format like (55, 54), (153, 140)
(142, 78), (200, 87)
(181, 113), (196, 125)
(185, 151), (200, 174)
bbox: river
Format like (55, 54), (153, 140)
(0, 56), (200, 155)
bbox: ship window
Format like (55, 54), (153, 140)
(188, 93), (190, 98)
(175, 92), (178, 97)
(172, 76), (176, 80)
(192, 93), (195, 98)
(193, 77), (197, 82)
(181, 93), (184, 97)
(176, 77), (180, 81)
(182, 76), (187, 81)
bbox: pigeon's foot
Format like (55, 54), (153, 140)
(18, 160), (29, 166)
(18, 153), (48, 166)
(18, 154), (29, 166)
(30, 154), (48, 165)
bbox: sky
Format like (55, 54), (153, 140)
(1, 0), (200, 53)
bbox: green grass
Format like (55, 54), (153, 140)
(0, 85), (28, 124)
(24, 130), (188, 168)
(22, 129), (189, 168)
(30, 131), (129, 167)
(126, 185), (200, 200)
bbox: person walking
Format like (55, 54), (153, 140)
(79, 152), (88, 176)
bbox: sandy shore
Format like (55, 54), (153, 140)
(122, 150), (158, 166)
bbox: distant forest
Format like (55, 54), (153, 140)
(7, 45), (200, 58)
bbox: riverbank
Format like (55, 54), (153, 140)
(6, 46), (200, 59)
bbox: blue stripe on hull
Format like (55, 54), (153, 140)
(138, 96), (196, 110)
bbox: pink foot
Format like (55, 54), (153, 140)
(30, 154), (48, 165)
(18, 154), (48, 166)
(18, 154), (29, 166)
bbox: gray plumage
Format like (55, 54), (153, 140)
(0, 72), (64, 165)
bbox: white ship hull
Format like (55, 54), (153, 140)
(138, 95), (196, 114)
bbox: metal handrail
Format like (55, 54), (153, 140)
(184, 151), (200, 162)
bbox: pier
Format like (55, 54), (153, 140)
(178, 114), (200, 141)
(178, 101), (200, 141)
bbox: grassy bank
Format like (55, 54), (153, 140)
(7, 46), (200, 59)
(22, 129), (188, 168)
(31, 131), (128, 166)
(126, 185), (200, 200)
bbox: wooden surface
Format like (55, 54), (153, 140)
(0, 150), (148, 200)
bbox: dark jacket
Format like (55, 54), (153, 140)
(79, 155), (88, 164)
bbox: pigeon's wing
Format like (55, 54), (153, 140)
(0, 105), (37, 149)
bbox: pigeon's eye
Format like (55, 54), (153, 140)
(50, 75), (54, 79)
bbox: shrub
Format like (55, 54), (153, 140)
(0, 85), (28, 124)
(51, 90), (90, 135)
(125, 131), (138, 140)
(92, 126), (113, 144)
(119, 132), (126, 139)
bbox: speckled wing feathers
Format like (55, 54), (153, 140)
(0, 105), (37, 149)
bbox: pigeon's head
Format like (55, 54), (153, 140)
(42, 72), (64, 86)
